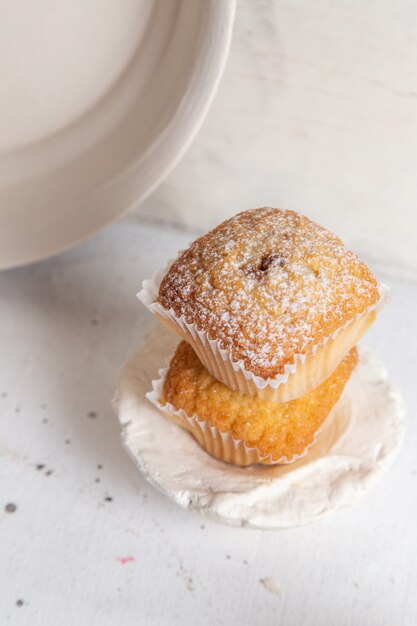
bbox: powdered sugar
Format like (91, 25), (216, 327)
(158, 208), (379, 378)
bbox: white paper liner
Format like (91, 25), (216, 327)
(138, 261), (389, 402)
(113, 326), (406, 529)
(146, 365), (327, 466)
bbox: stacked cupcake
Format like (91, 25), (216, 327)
(139, 208), (386, 466)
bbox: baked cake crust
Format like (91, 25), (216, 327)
(158, 208), (378, 379)
(161, 341), (358, 461)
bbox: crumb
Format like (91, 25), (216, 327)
(115, 556), (135, 565)
(177, 563), (194, 593)
(260, 577), (280, 596)
(5, 503), (17, 513)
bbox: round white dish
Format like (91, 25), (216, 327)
(0, 0), (235, 269)
(114, 326), (405, 529)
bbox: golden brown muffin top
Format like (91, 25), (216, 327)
(162, 341), (358, 460)
(158, 208), (378, 378)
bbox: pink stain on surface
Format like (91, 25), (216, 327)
(115, 556), (135, 565)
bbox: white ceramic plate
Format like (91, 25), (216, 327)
(114, 326), (405, 529)
(0, 0), (235, 269)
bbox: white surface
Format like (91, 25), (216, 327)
(116, 331), (404, 529)
(139, 0), (417, 278)
(1, 0), (417, 622)
(0, 218), (416, 625)
(0, 0), (235, 268)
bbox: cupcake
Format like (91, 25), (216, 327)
(148, 341), (358, 466)
(139, 208), (384, 402)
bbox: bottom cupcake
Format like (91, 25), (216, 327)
(147, 341), (358, 466)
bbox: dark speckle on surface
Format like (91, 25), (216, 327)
(105, 496), (113, 502)
(40, 403), (47, 410)
(1, 392), (7, 398)
(45, 470), (53, 476)
(36, 464), (45, 471)
(95, 478), (100, 483)
(16, 599), (24, 607)
(243, 560), (248, 565)
(42, 418), (48, 424)
(200, 524), (205, 530)
(90, 319), (99, 326)
(14, 407), (20, 413)
(88, 411), (97, 418)
(5, 503), (17, 513)
(97, 464), (103, 470)
(65, 439), (71, 445)
(226, 555), (231, 560)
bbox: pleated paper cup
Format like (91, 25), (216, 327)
(138, 263), (388, 402)
(146, 367), (323, 467)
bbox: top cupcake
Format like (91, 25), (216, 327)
(158, 208), (379, 379)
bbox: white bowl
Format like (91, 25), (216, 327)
(0, 0), (235, 268)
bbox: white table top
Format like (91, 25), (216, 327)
(1, 217), (416, 625)
(2, 0), (417, 623)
